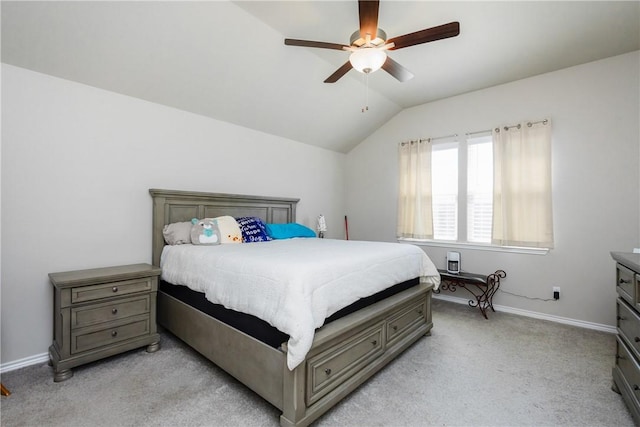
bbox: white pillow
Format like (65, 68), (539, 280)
(162, 221), (193, 245)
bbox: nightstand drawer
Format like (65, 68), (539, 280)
(71, 278), (152, 304)
(71, 316), (150, 354)
(71, 295), (150, 329)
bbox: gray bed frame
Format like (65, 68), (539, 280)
(150, 189), (434, 426)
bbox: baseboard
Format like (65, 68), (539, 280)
(0, 297), (616, 373)
(432, 294), (617, 334)
(1, 352), (49, 374)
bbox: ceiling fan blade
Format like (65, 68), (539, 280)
(324, 61), (353, 83)
(284, 39), (347, 51)
(358, 0), (380, 41)
(387, 22), (460, 50)
(382, 56), (414, 82)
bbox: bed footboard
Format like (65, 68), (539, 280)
(280, 282), (433, 427)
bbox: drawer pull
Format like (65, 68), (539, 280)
(618, 316), (626, 321)
(324, 368), (332, 376)
(620, 278), (631, 285)
(392, 325), (398, 331)
(635, 337), (640, 343)
(112, 308), (118, 315)
(371, 340), (377, 346)
(112, 286), (118, 293)
(634, 385), (640, 391)
(617, 354), (625, 360)
(111, 330), (118, 337)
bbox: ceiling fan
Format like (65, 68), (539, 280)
(284, 0), (460, 83)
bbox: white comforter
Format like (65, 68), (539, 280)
(160, 238), (440, 370)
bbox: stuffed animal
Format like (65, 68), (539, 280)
(214, 215), (243, 244)
(190, 218), (221, 245)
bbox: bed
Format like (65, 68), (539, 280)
(150, 189), (438, 426)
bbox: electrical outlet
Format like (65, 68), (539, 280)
(553, 286), (560, 300)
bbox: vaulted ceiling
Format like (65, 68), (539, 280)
(3, 1), (639, 153)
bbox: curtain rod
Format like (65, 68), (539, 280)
(425, 133), (458, 142)
(496, 119), (549, 132)
(400, 133), (458, 146)
(465, 129), (492, 137)
(466, 119), (549, 136)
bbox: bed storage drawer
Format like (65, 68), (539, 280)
(387, 298), (427, 346)
(71, 278), (153, 304)
(71, 295), (151, 329)
(306, 322), (384, 405)
(304, 292), (430, 407)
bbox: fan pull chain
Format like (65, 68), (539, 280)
(362, 72), (369, 113)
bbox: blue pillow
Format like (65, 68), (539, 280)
(235, 217), (272, 243)
(266, 223), (317, 239)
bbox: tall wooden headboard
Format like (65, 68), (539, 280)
(149, 189), (299, 267)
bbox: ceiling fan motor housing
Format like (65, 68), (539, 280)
(350, 28), (387, 47)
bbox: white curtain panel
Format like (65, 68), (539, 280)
(397, 140), (434, 239)
(492, 120), (554, 248)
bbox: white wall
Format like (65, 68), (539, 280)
(346, 51), (640, 327)
(1, 64), (346, 365)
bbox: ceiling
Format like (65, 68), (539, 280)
(2, 1), (639, 153)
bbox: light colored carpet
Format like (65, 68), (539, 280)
(0, 299), (634, 426)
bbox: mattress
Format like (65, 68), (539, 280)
(159, 277), (420, 349)
(161, 238), (440, 369)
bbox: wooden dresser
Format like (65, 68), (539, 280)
(612, 251), (640, 424)
(49, 263), (161, 382)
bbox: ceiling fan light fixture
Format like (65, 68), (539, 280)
(349, 48), (387, 74)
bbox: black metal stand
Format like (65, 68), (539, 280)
(434, 269), (506, 319)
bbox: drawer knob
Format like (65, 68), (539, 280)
(392, 325), (398, 331)
(112, 308), (118, 315)
(371, 340), (378, 346)
(324, 368), (332, 376)
(620, 279), (631, 284)
(634, 385), (640, 391)
(111, 330), (118, 337)
(112, 286), (118, 293)
(618, 316), (626, 321)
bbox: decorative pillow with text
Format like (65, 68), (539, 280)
(236, 216), (272, 243)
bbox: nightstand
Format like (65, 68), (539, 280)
(48, 263), (161, 382)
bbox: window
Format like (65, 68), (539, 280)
(466, 136), (493, 243)
(431, 143), (458, 240)
(431, 135), (493, 244)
